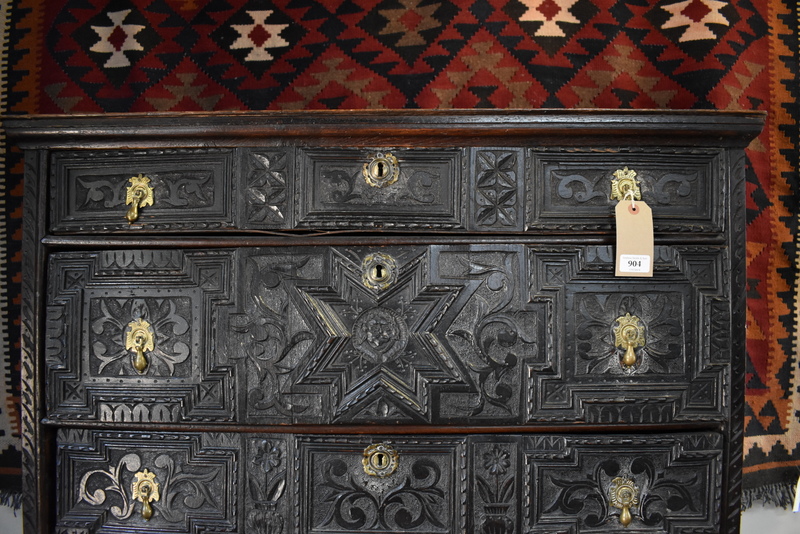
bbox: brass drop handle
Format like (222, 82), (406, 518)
(613, 313), (645, 368)
(132, 469), (160, 521)
(125, 174), (154, 223)
(363, 153), (399, 188)
(609, 476), (639, 527)
(125, 319), (154, 374)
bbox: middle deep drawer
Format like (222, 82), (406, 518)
(45, 244), (731, 425)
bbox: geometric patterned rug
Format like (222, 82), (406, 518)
(2, 0), (798, 509)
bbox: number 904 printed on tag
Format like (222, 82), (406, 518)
(619, 254), (651, 274)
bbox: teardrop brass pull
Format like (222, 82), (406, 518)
(609, 476), (639, 528)
(610, 167), (641, 202)
(363, 153), (399, 188)
(132, 469), (160, 521)
(125, 174), (154, 223)
(125, 319), (154, 374)
(613, 313), (645, 368)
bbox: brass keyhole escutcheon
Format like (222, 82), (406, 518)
(609, 476), (639, 528)
(362, 253), (397, 291)
(125, 174), (154, 223)
(132, 469), (160, 521)
(125, 319), (155, 374)
(363, 443), (399, 478)
(363, 152), (399, 188)
(613, 313), (645, 368)
(610, 167), (641, 202)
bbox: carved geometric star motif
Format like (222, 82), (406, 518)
(90, 9), (145, 68)
(660, 0), (730, 42)
(293, 250), (472, 422)
(230, 10), (290, 62)
(517, 0), (580, 37)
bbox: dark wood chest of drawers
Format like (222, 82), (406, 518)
(7, 110), (763, 533)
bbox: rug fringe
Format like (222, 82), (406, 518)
(0, 489), (21, 512)
(742, 481), (797, 510)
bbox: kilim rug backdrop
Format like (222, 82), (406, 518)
(2, 0), (798, 509)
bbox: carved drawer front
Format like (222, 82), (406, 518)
(299, 435), (465, 534)
(51, 149), (236, 232)
(296, 148), (463, 229)
(524, 433), (723, 533)
(45, 249), (234, 422)
(528, 150), (725, 233)
(224, 244), (729, 426)
(56, 430), (240, 534)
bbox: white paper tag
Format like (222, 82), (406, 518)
(793, 474), (800, 512)
(619, 254), (651, 274)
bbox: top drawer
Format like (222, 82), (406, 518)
(49, 146), (727, 234)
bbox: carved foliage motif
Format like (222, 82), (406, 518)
(473, 441), (517, 534)
(75, 170), (215, 210)
(246, 151), (289, 226)
(247, 438), (287, 534)
(474, 150), (520, 228)
(444, 250), (538, 419)
(228, 253), (319, 420)
(304, 438), (457, 533)
(531, 435), (720, 532)
(63, 432), (233, 532)
(572, 292), (684, 376)
(90, 297), (192, 377)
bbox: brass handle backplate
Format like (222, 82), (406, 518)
(125, 319), (155, 374)
(610, 167), (641, 201)
(609, 476), (639, 528)
(126, 174), (154, 223)
(363, 153), (399, 188)
(132, 469), (160, 521)
(363, 443), (399, 478)
(613, 313), (645, 368)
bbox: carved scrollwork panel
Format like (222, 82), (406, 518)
(297, 149), (463, 229)
(524, 433), (722, 533)
(57, 430), (238, 533)
(51, 149), (236, 232)
(528, 150), (721, 233)
(298, 436), (465, 533)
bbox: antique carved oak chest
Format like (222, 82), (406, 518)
(6, 110), (763, 534)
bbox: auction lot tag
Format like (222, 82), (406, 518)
(615, 200), (654, 278)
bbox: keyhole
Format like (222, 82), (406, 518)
(371, 264), (387, 281)
(374, 452), (387, 468)
(376, 161), (385, 177)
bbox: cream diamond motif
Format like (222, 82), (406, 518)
(661, 0), (730, 42)
(518, 0), (580, 37)
(90, 9), (145, 68)
(230, 10), (290, 62)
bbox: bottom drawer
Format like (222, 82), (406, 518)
(55, 430), (723, 533)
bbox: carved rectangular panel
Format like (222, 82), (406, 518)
(51, 149), (236, 232)
(218, 244), (729, 426)
(298, 436), (466, 533)
(528, 245), (730, 424)
(46, 250), (235, 422)
(469, 148), (526, 232)
(56, 430), (239, 534)
(55, 430), (722, 534)
(525, 433), (723, 533)
(528, 150), (723, 233)
(296, 148), (464, 229)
